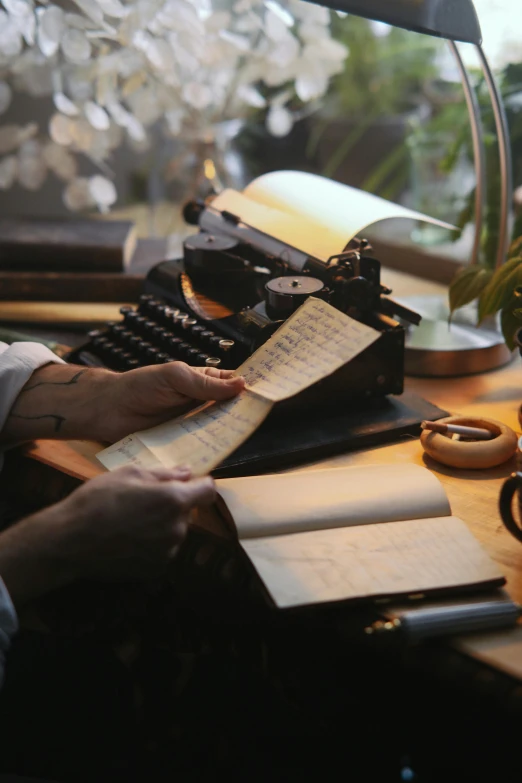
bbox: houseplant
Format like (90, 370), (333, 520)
(446, 61), (522, 347)
(303, 14), (442, 199)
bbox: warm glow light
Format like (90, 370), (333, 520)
(204, 159), (216, 182)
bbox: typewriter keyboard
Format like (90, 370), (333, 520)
(73, 294), (238, 372)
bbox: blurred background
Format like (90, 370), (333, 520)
(0, 0), (521, 272)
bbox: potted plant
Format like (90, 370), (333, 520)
(447, 62), (522, 347)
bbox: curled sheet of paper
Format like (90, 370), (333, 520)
(99, 393), (272, 476)
(211, 170), (456, 267)
(238, 297), (379, 401)
(97, 297), (379, 476)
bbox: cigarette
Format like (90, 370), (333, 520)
(421, 421), (494, 440)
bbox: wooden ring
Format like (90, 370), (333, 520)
(420, 416), (518, 469)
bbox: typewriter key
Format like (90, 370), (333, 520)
(190, 325), (206, 340)
(110, 324), (126, 338)
(121, 311), (138, 328)
(109, 346), (125, 362)
(205, 357), (221, 368)
(151, 325), (166, 342)
(137, 341), (153, 358)
(145, 346), (161, 362)
(176, 313), (189, 324)
(182, 318), (198, 330)
(133, 316), (148, 334)
(92, 336), (109, 351)
(195, 352), (209, 366)
(166, 336), (183, 354)
(177, 341), (192, 358)
(163, 307), (180, 323)
(119, 306), (134, 317)
(155, 352), (169, 364)
(219, 339), (235, 353)
(125, 358), (140, 370)
(87, 329), (103, 340)
(138, 294), (155, 312)
(208, 335), (222, 349)
(186, 347), (200, 362)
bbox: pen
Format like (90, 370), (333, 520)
(421, 421), (494, 440)
(364, 598), (521, 643)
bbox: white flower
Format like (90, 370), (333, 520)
(0, 155), (17, 189)
(0, 0), (347, 211)
(0, 10), (23, 58)
(84, 100), (111, 130)
(63, 176), (95, 210)
(266, 104), (293, 137)
(89, 173), (116, 207)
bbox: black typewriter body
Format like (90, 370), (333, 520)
(67, 200), (420, 415)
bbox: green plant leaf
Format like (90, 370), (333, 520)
(509, 234), (522, 259)
(448, 265), (492, 315)
(501, 303), (522, 350)
(478, 257), (522, 321)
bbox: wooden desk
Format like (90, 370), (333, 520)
(15, 267), (522, 681)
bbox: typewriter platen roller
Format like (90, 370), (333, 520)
(68, 197), (421, 411)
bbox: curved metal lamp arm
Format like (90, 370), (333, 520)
(476, 44), (513, 268)
(447, 40), (486, 266)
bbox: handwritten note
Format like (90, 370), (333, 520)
(238, 297), (378, 401)
(242, 516), (503, 608)
(97, 297), (379, 475)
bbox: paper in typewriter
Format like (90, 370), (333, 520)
(97, 297), (379, 475)
(210, 170), (456, 265)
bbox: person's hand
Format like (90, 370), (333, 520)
(0, 465), (216, 606)
(0, 358), (244, 445)
(96, 361), (245, 442)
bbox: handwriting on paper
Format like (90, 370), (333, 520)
(97, 297), (380, 474)
(238, 297), (379, 401)
(241, 516), (503, 608)
(136, 393), (271, 476)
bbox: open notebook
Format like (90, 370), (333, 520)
(200, 463), (504, 609)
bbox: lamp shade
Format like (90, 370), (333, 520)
(308, 0), (483, 44)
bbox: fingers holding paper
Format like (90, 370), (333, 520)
(55, 464), (217, 580)
(96, 360), (245, 442)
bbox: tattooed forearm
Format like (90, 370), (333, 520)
(19, 369), (87, 394)
(7, 413), (66, 433)
(5, 369), (85, 434)
(1, 363), (112, 444)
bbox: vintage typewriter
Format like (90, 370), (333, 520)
(67, 197), (444, 471)
(68, 197), (420, 407)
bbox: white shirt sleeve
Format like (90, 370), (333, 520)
(0, 340), (65, 686)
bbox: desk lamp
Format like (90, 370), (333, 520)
(307, 0), (513, 376)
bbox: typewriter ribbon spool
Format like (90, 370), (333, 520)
(265, 276), (324, 319)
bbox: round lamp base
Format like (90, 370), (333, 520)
(396, 295), (514, 377)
